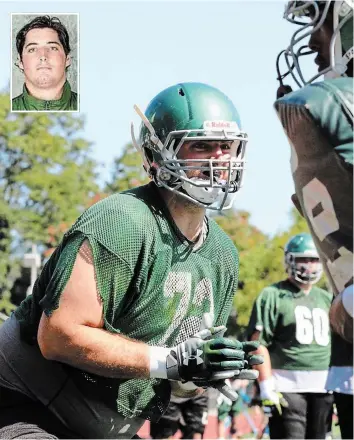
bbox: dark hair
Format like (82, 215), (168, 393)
(16, 15), (71, 60)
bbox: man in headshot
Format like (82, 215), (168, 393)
(12, 15), (78, 111)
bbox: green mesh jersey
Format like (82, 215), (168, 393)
(247, 280), (333, 371)
(14, 183), (239, 421)
(274, 78), (353, 368)
(275, 78), (353, 299)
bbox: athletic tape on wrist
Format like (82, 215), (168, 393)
(149, 346), (170, 379)
(259, 377), (275, 398)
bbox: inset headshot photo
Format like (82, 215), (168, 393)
(11, 13), (79, 112)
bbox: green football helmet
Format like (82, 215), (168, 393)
(131, 82), (248, 210)
(276, 1), (353, 88)
(284, 233), (323, 284)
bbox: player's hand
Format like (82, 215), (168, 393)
(262, 392), (288, 416)
(166, 327), (263, 391)
(206, 344), (262, 401)
(260, 379), (288, 416)
(276, 84), (293, 99)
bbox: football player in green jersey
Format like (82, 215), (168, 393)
(275, 1), (353, 340)
(0, 82), (262, 439)
(274, 2), (353, 438)
(247, 233), (334, 439)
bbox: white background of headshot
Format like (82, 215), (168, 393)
(11, 13), (79, 99)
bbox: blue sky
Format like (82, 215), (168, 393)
(0, 0), (318, 236)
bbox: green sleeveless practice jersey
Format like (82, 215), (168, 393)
(247, 280), (333, 371)
(275, 78), (353, 298)
(274, 78), (353, 368)
(15, 183), (239, 421)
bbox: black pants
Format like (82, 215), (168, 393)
(334, 392), (353, 440)
(0, 386), (80, 439)
(268, 392), (334, 439)
(150, 393), (208, 439)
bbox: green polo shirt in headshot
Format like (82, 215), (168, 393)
(12, 80), (78, 111)
(12, 81), (78, 111)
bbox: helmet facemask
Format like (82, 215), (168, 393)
(285, 252), (323, 284)
(131, 105), (248, 210)
(276, 1), (353, 88)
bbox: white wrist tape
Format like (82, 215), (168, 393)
(149, 346), (170, 379)
(342, 284), (353, 318)
(259, 377), (275, 398)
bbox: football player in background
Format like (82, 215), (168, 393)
(217, 379), (249, 440)
(248, 233), (333, 439)
(274, 2), (353, 438)
(150, 391), (209, 439)
(0, 82), (262, 439)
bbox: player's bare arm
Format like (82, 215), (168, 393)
(249, 330), (272, 382)
(38, 239), (259, 386)
(329, 286), (353, 343)
(249, 330), (286, 414)
(38, 239), (151, 379)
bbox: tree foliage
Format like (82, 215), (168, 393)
(0, 92), (99, 310)
(227, 207), (309, 330)
(0, 101), (331, 329)
(214, 207), (327, 336)
(105, 143), (149, 194)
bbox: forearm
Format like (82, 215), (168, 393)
(329, 285), (353, 343)
(250, 332), (272, 382)
(251, 344), (272, 382)
(39, 320), (151, 379)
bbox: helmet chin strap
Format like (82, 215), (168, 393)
(182, 177), (222, 204)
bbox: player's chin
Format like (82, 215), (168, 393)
(329, 293), (353, 343)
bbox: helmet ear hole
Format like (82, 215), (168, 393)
(178, 88), (185, 96)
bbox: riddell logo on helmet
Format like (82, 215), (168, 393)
(203, 120), (240, 132)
